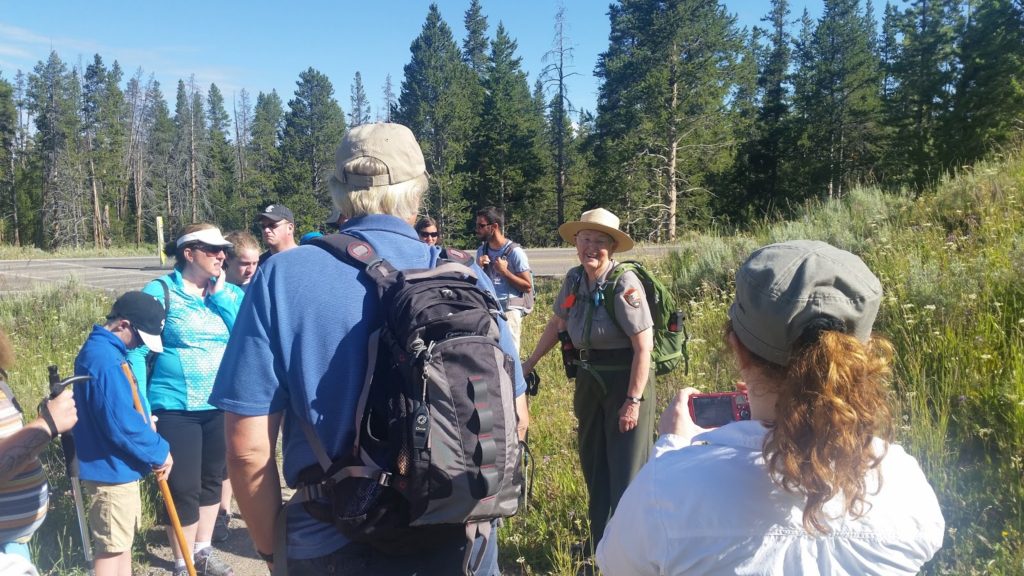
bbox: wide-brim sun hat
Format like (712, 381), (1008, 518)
(558, 208), (634, 252)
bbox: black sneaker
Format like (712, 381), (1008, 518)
(212, 509), (230, 543)
(194, 547), (234, 576)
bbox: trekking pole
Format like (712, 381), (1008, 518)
(120, 364), (197, 576)
(46, 366), (94, 575)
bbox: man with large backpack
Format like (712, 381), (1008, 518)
(211, 123), (529, 576)
(475, 206), (533, 352)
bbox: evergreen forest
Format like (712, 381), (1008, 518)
(0, 0), (1021, 249)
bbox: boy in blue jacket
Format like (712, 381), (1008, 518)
(74, 291), (173, 576)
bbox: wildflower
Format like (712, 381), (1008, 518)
(981, 354), (993, 360)
(968, 293), (977, 300)
(902, 303), (915, 309)
(923, 304), (936, 311)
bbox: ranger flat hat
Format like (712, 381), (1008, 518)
(558, 208), (635, 252)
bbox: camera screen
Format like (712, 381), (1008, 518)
(691, 396), (737, 428)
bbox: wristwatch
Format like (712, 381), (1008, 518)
(625, 396), (643, 405)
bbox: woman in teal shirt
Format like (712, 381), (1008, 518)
(129, 222), (243, 576)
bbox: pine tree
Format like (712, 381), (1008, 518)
(0, 77), (15, 244)
(594, 0), (744, 240)
(169, 79), (197, 228)
(28, 51), (86, 247)
(469, 24), (550, 240)
(349, 71), (371, 127)
(279, 67), (346, 228)
(396, 4), (479, 243)
(723, 0), (792, 220)
(233, 88), (252, 200)
(146, 80), (176, 232)
(381, 74), (395, 122)
(248, 90), (283, 204)
(944, 0), (1023, 167)
(463, 0), (490, 76)
(886, 0), (962, 189)
(206, 83), (238, 227)
(790, 0), (882, 199)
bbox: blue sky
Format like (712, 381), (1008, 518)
(0, 1), (886, 120)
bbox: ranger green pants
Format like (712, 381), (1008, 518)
(573, 354), (656, 548)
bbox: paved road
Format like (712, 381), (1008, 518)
(0, 244), (683, 295)
(0, 256), (172, 294)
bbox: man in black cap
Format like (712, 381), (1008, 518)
(73, 291), (173, 576)
(257, 203), (298, 266)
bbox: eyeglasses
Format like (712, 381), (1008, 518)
(475, 222), (493, 230)
(419, 231), (439, 238)
(259, 220), (285, 230)
(190, 243), (226, 255)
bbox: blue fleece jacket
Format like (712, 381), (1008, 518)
(73, 325), (170, 483)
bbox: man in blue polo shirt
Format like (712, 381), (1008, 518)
(211, 123), (529, 575)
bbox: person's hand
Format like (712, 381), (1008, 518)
(153, 452), (173, 481)
(44, 388), (78, 435)
(209, 271), (226, 294)
(478, 254), (491, 268)
(149, 413), (158, 433)
(618, 399), (641, 433)
(658, 388), (708, 443)
(492, 256), (509, 275)
(522, 358), (535, 375)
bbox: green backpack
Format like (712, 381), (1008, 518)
(594, 261), (689, 376)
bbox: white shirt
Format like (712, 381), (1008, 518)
(596, 420), (944, 575)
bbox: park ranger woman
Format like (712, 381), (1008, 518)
(522, 208), (655, 558)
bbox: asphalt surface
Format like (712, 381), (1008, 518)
(0, 244), (682, 295)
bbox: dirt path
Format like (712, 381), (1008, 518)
(142, 508), (268, 576)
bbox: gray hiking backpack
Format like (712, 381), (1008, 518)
(290, 233), (522, 575)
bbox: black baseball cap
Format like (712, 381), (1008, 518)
(258, 204), (294, 223)
(109, 291), (166, 353)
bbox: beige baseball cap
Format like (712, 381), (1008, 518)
(330, 123), (426, 191)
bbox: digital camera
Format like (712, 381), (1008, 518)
(687, 391), (751, 428)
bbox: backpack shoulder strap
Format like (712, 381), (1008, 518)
(155, 277), (170, 311)
(602, 261), (640, 326)
(500, 241), (519, 259)
(310, 233), (398, 289)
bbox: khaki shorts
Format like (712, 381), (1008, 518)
(505, 309), (523, 353)
(83, 480), (141, 554)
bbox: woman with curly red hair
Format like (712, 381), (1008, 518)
(597, 240), (945, 575)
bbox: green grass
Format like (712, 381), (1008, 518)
(0, 243), (160, 260)
(7, 148), (1024, 573)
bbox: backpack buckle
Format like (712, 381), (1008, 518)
(579, 348), (591, 361)
(378, 471), (392, 487)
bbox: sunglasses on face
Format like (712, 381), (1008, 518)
(475, 222), (493, 230)
(419, 231), (440, 238)
(191, 243), (226, 255)
(259, 220), (285, 230)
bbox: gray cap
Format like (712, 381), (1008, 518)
(729, 240), (882, 366)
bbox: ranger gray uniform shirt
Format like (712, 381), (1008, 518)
(554, 262), (653, 349)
